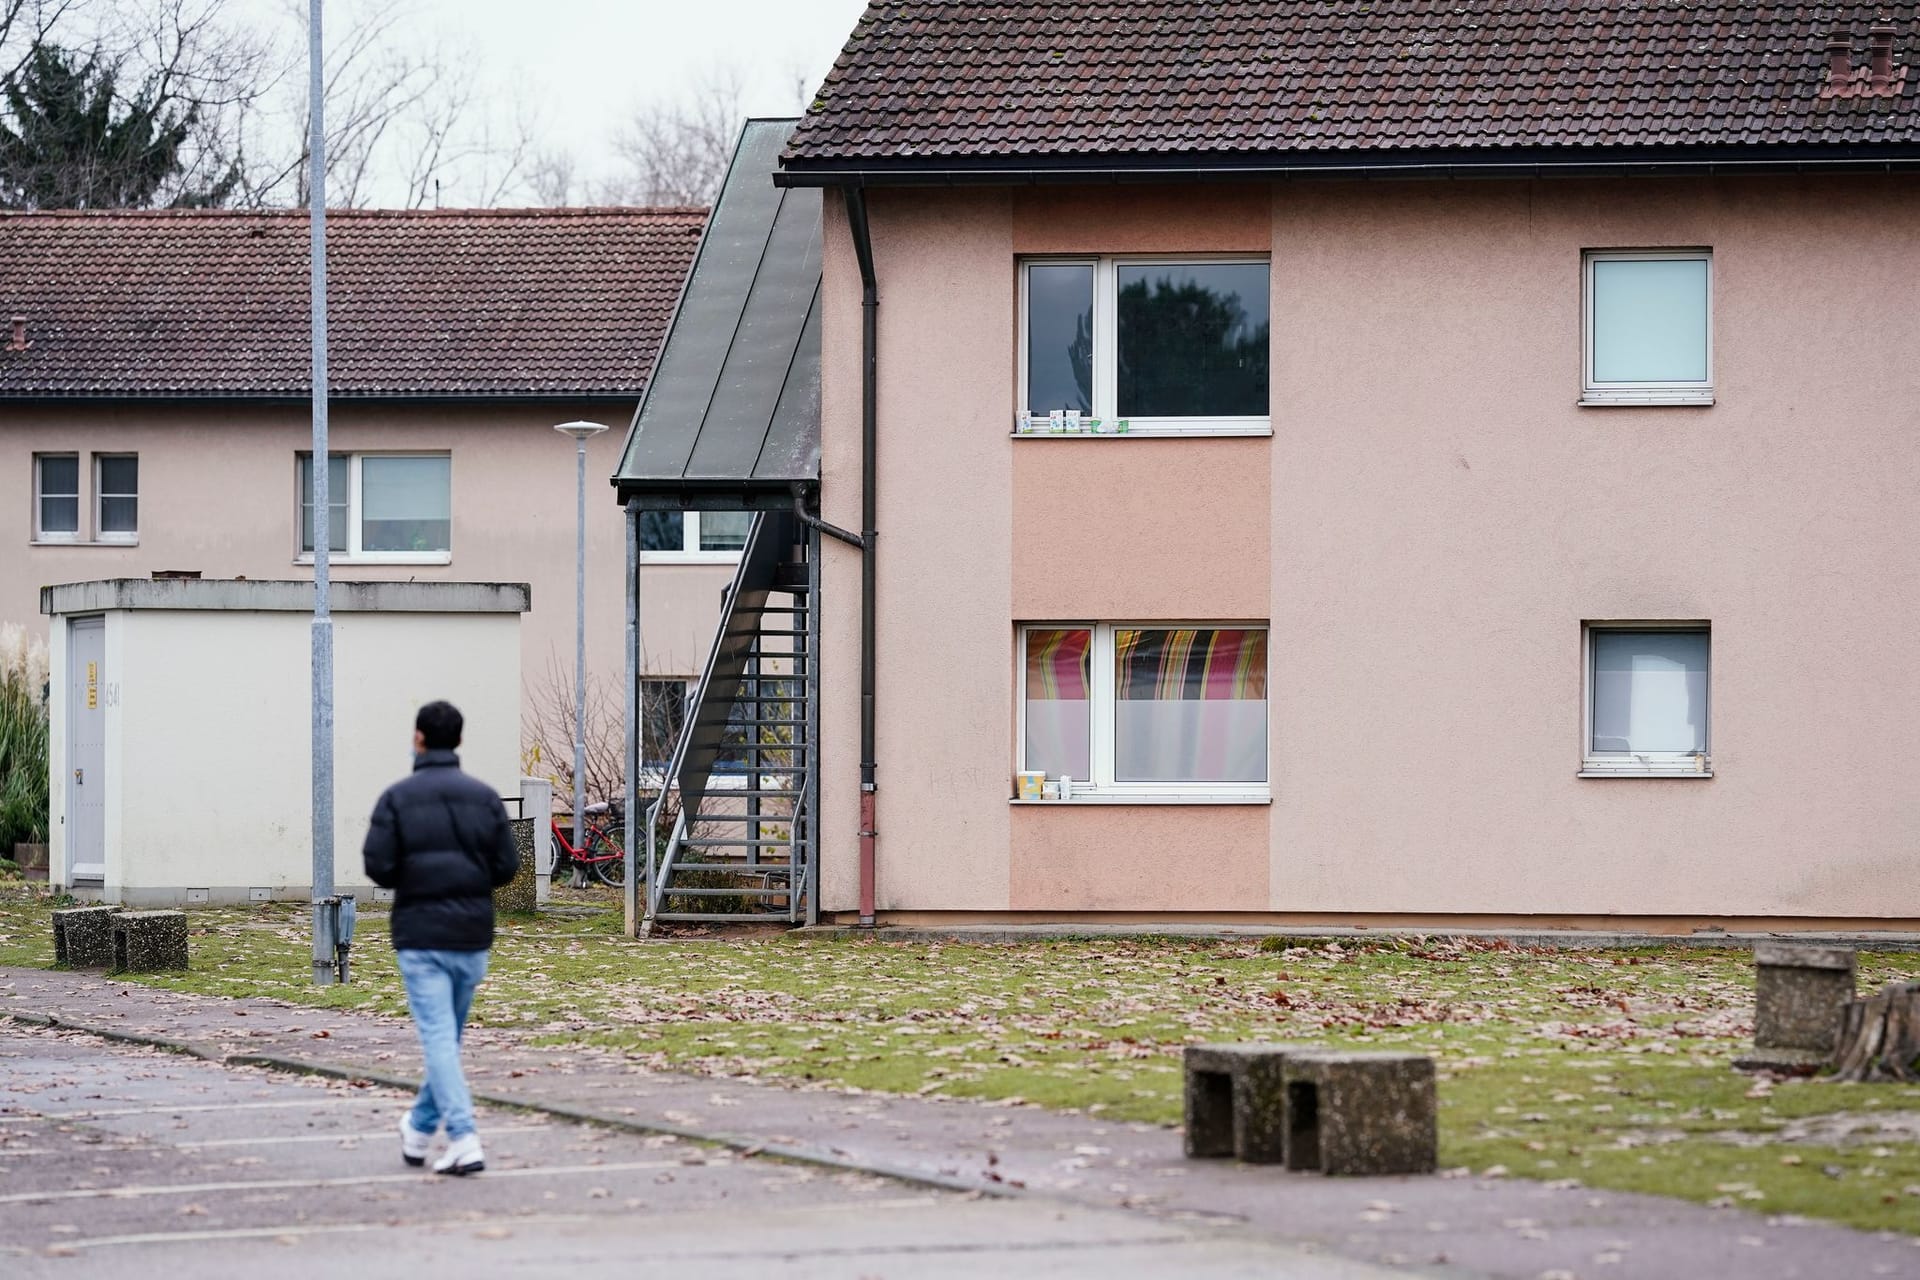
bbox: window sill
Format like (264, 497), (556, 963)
(1011, 793), (1271, 806)
(1012, 420), (1272, 440)
(1579, 391), (1714, 408)
(640, 553), (747, 565)
(295, 553), (452, 566)
(32, 538), (138, 547)
(1579, 762), (1713, 779)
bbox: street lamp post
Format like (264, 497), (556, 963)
(554, 421), (609, 866)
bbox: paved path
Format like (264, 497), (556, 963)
(0, 1025), (1408, 1277)
(3, 967), (1917, 1278)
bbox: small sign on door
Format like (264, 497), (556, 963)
(87, 661), (97, 710)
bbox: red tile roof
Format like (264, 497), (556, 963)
(785, 2), (1920, 170)
(0, 207), (706, 399)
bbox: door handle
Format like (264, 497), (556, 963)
(74, 768), (83, 784)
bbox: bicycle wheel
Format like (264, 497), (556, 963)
(590, 825), (627, 887)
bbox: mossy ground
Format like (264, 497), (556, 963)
(2, 883), (1917, 1232)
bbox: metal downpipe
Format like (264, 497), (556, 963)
(847, 187), (879, 928)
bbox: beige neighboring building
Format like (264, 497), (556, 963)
(0, 207), (734, 783)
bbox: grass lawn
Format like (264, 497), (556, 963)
(2, 882), (1918, 1232)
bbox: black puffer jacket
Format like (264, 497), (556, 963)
(362, 751), (519, 951)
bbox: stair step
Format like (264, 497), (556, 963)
(649, 911), (796, 923)
(658, 885), (792, 898)
(692, 788), (799, 798)
(669, 862), (794, 874)
(680, 838), (797, 847)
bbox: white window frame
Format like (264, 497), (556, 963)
(639, 510), (751, 564)
(1015, 622), (1271, 803)
(31, 452), (80, 543)
(1580, 621), (1712, 778)
(93, 452), (138, 543)
(1581, 249), (1714, 407)
(295, 451), (452, 566)
(1017, 256), (1273, 438)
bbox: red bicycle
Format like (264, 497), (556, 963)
(550, 802), (627, 887)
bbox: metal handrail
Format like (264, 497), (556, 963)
(642, 511), (783, 927)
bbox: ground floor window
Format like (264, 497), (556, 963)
(1021, 623), (1269, 799)
(640, 678), (690, 766)
(639, 510), (753, 560)
(1582, 623), (1710, 776)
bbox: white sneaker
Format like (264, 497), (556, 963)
(433, 1133), (485, 1176)
(399, 1114), (434, 1167)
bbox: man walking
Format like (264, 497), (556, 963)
(363, 700), (519, 1176)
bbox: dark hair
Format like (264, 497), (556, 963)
(415, 700), (463, 751)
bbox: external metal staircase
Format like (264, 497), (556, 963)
(643, 510), (818, 931)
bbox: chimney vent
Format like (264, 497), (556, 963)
(1870, 23), (1897, 86)
(1828, 33), (1855, 82)
(6, 316), (27, 352)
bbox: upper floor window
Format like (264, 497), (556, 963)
(298, 452), (450, 562)
(1020, 257), (1271, 436)
(639, 510), (752, 561)
(95, 454), (138, 542)
(1583, 250), (1712, 406)
(33, 453), (79, 541)
(30, 451), (136, 544)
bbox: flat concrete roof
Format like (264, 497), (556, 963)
(41, 578), (531, 616)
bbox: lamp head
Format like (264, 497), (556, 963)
(553, 420), (609, 440)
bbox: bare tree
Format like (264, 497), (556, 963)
(605, 64), (746, 207)
(523, 143), (575, 207)
(522, 653), (686, 828)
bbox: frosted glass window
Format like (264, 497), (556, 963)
(700, 511), (753, 552)
(1589, 255), (1709, 385)
(297, 454), (349, 554)
(1025, 263), (1093, 414)
(1590, 630), (1708, 755)
(1114, 629), (1267, 783)
(96, 454), (138, 536)
(35, 453), (78, 537)
(1023, 629), (1091, 782)
(362, 456), (451, 552)
(1117, 262), (1270, 417)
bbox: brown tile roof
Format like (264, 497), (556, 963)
(785, 2), (1920, 170)
(0, 207), (706, 399)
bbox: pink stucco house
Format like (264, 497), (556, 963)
(623, 3), (1920, 932)
(0, 207), (731, 781)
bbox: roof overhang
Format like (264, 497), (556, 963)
(775, 143), (1920, 187)
(614, 119), (822, 508)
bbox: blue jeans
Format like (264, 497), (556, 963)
(396, 948), (490, 1140)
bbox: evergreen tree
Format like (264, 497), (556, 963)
(0, 44), (235, 209)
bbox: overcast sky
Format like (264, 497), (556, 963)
(337, 0), (870, 202)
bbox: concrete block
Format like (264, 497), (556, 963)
(1183, 1042), (1311, 1163)
(111, 910), (189, 972)
(1735, 943), (1856, 1071)
(1283, 1051), (1437, 1176)
(52, 905), (121, 968)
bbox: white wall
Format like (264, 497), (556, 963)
(52, 604), (520, 906)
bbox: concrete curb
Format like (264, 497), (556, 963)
(793, 924), (1920, 951)
(3, 1008), (1012, 1200)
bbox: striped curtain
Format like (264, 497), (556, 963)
(1114, 628), (1266, 701)
(1113, 628), (1267, 783)
(1024, 628), (1091, 780)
